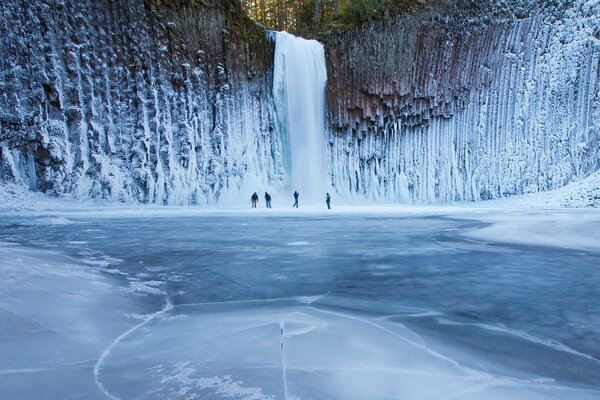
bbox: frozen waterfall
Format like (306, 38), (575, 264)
(273, 31), (328, 205)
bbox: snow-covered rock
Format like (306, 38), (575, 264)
(0, 0), (282, 205)
(326, 0), (600, 203)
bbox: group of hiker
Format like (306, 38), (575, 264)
(251, 191), (331, 209)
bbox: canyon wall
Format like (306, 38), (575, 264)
(0, 0), (282, 204)
(2, 0), (599, 205)
(325, 1), (600, 202)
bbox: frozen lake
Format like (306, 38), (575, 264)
(1, 212), (599, 399)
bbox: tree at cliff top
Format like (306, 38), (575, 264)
(238, 0), (522, 36)
(240, 0), (338, 34)
(241, 0), (419, 35)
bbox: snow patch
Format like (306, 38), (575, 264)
(286, 241), (310, 246)
(127, 281), (166, 296)
(462, 211), (600, 252)
(157, 362), (274, 400)
(25, 216), (76, 226)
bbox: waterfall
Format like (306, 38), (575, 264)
(273, 31), (328, 205)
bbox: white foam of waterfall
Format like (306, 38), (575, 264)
(273, 31), (328, 205)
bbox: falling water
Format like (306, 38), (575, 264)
(273, 31), (328, 205)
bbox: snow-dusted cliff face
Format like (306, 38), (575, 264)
(326, 1), (600, 202)
(0, 0), (283, 204)
(2, 1), (599, 205)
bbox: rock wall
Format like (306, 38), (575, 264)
(0, 0), (282, 204)
(3, 0), (599, 205)
(325, 1), (600, 202)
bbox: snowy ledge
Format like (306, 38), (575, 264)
(1, 171), (599, 252)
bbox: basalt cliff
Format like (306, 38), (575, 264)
(1, 0), (599, 204)
(325, 1), (600, 201)
(1, 0), (279, 204)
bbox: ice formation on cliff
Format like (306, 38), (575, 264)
(0, 0), (284, 205)
(326, 1), (600, 202)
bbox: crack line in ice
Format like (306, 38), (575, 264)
(309, 307), (600, 397)
(436, 318), (600, 363)
(379, 311), (444, 319)
(176, 295), (326, 308)
(0, 368), (57, 375)
(176, 298), (288, 307)
(0, 360), (96, 375)
(93, 290), (173, 400)
(0, 307), (90, 346)
(286, 366), (467, 378)
(309, 307), (471, 371)
(280, 320), (289, 400)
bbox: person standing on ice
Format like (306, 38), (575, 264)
(326, 193), (331, 209)
(265, 192), (272, 208)
(251, 192), (259, 208)
(293, 191), (299, 208)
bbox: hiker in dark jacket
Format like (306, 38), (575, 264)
(251, 192), (259, 208)
(326, 193), (331, 209)
(293, 191), (299, 208)
(265, 192), (272, 208)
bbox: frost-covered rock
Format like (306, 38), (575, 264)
(325, 0), (600, 202)
(0, 0), (282, 205)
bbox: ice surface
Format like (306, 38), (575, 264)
(0, 242), (159, 399)
(1, 208), (599, 399)
(461, 211), (600, 252)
